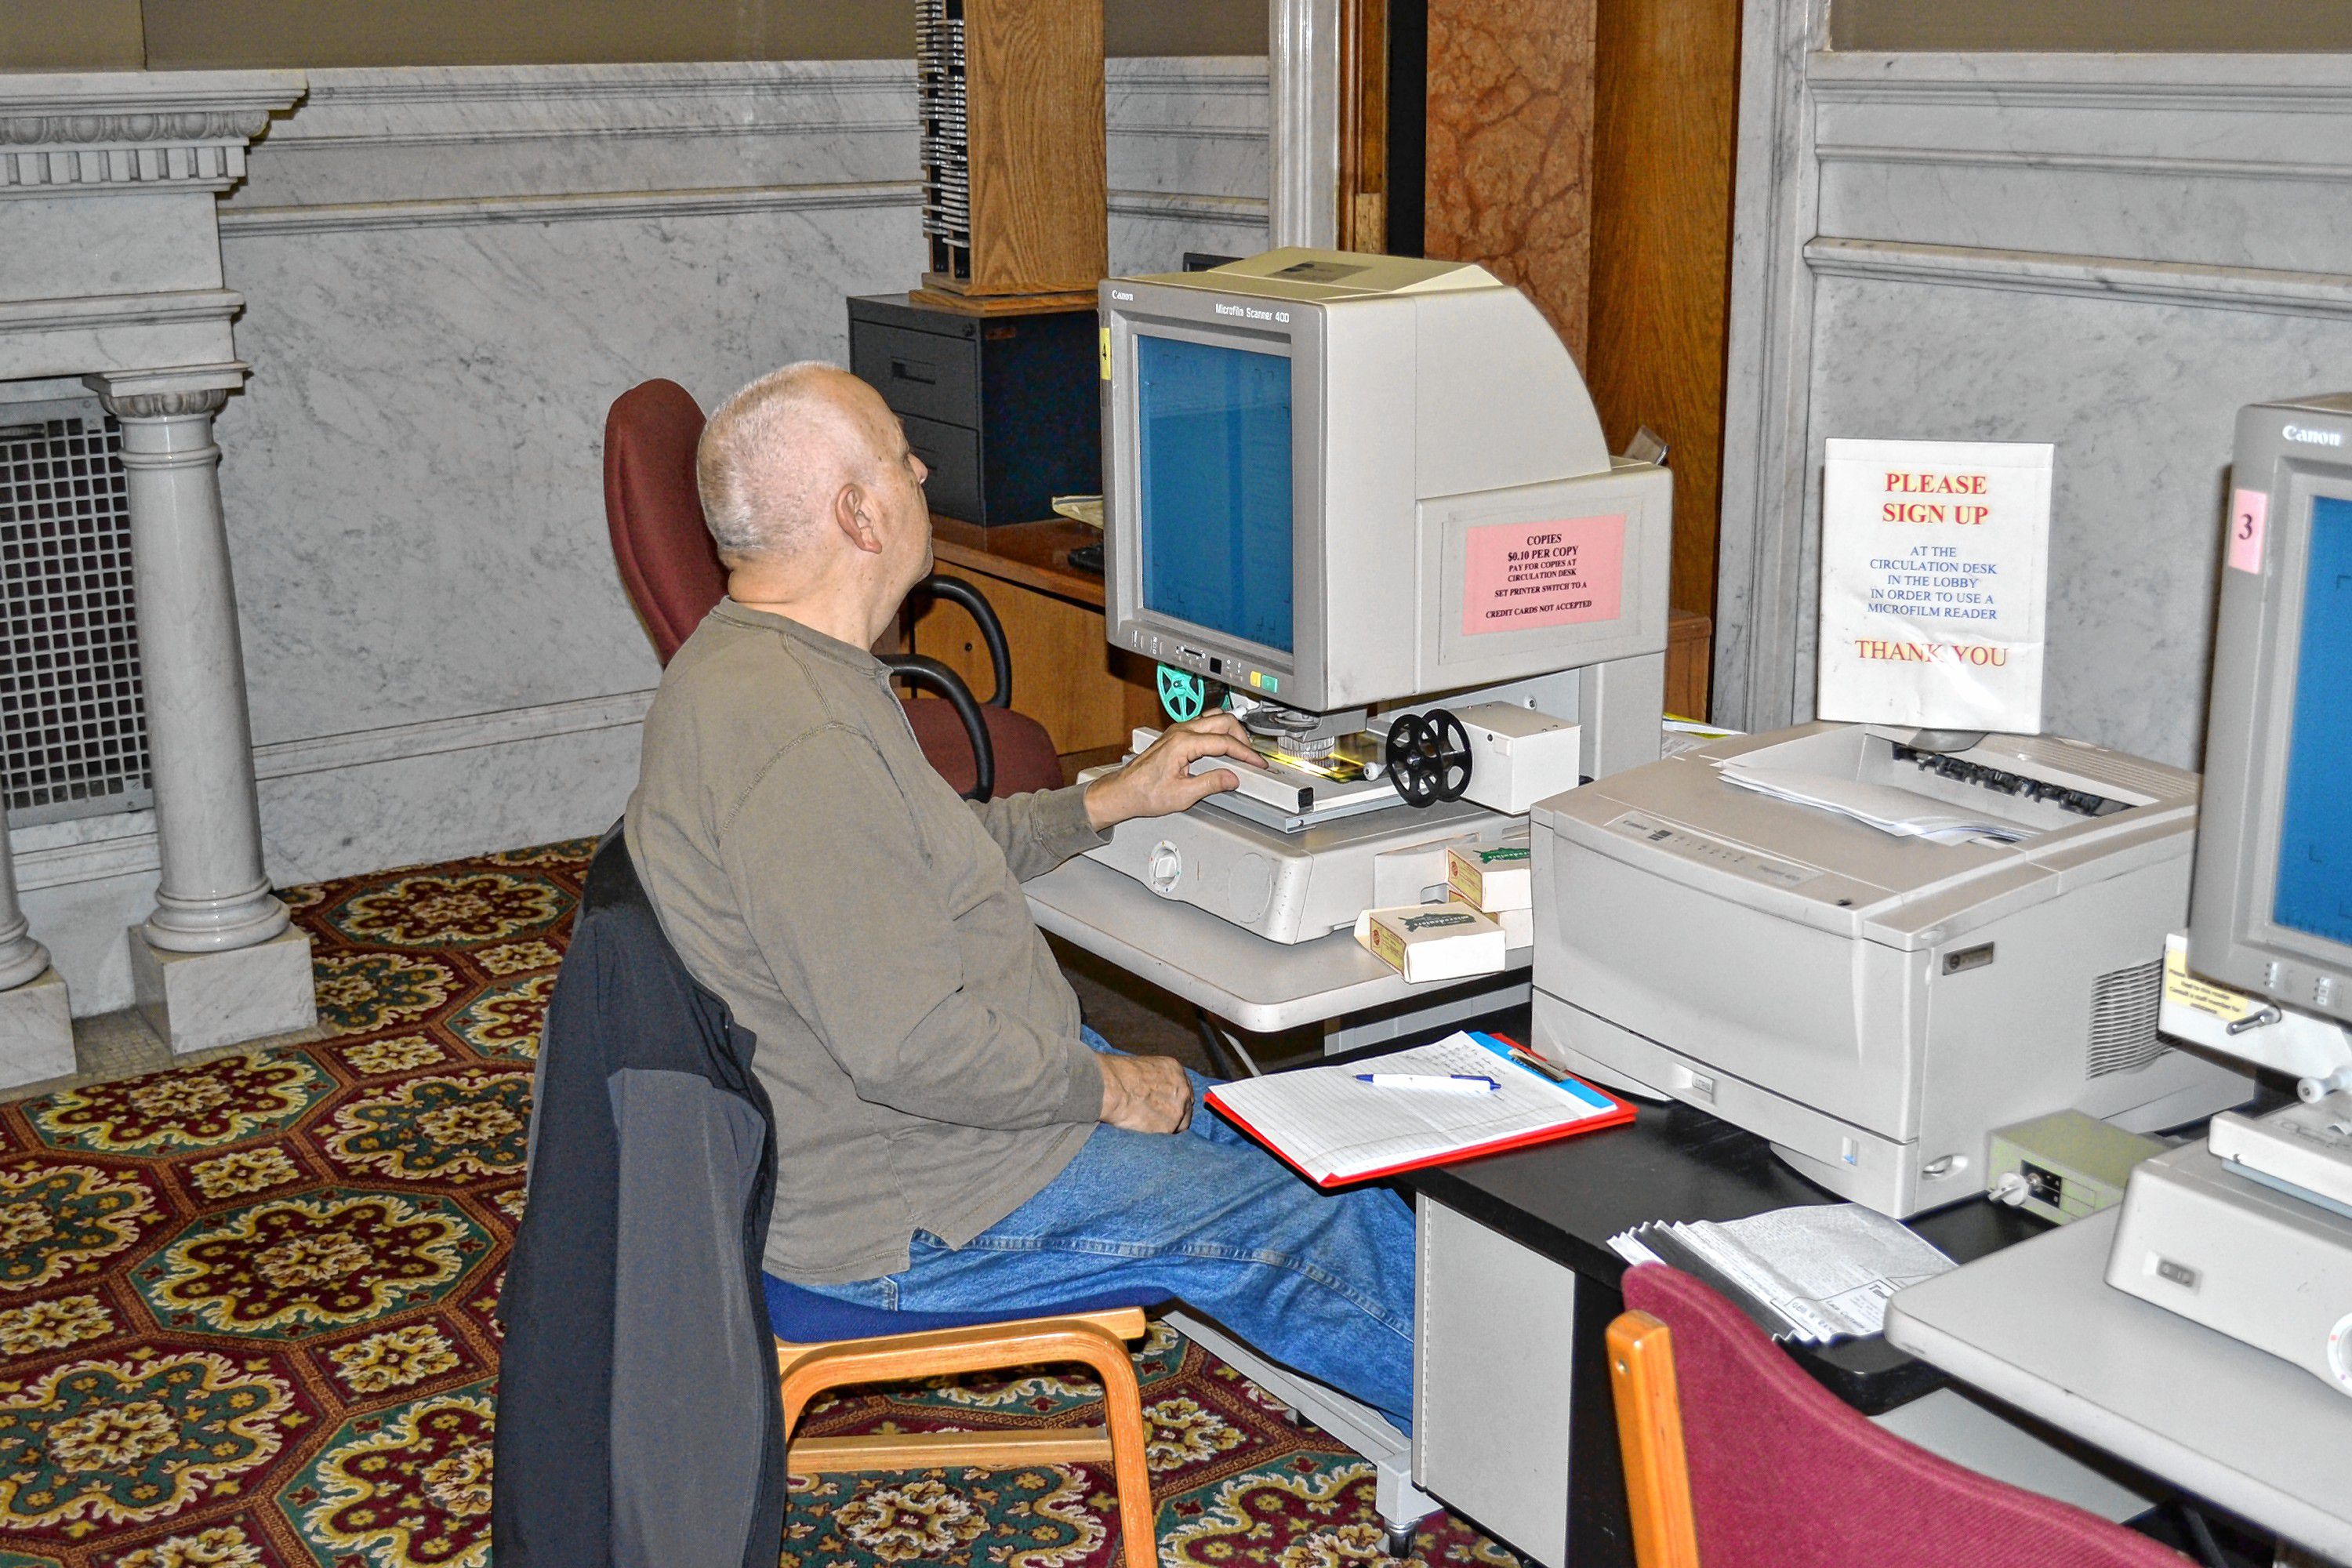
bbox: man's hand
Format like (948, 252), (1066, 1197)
(1085, 713), (1261, 831)
(1098, 1052), (1195, 1134)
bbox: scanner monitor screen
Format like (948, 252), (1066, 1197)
(2271, 493), (2352, 949)
(1135, 334), (1294, 654)
(1098, 249), (1673, 715)
(2188, 394), (2352, 1027)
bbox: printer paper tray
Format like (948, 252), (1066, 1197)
(1532, 989), (1976, 1219)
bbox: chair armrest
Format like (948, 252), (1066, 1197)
(913, 574), (1014, 708)
(881, 654), (996, 802)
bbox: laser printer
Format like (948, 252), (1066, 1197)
(1529, 721), (2252, 1218)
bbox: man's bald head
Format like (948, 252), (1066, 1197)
(697, 362), (888, 566)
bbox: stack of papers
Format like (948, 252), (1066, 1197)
(1207, 1031), (1632, 1188)
(1719, 763), (2030, 846)
(1610, 1203), (1956, 1342)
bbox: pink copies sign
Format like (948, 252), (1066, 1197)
(2228, 488), (2269, 575)
(1461, 515), (1626, 637)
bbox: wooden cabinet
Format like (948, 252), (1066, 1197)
(1666, 608), (1712, 723)
(911, 517), (1160, 760)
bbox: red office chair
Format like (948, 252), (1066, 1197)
(1608, 1265), (2188, 1568)
(604, 379), (1063, 800)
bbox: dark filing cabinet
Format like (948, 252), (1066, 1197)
(847, 294), (1101, 526)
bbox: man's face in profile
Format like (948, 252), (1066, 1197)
(840, 378), (934, 597)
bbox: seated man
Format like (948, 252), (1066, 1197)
(623, 362), (1415, 1426)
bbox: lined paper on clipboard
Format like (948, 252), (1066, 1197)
(1206, 1031), (1634, 1188)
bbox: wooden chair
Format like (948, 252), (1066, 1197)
(1606, 1264), (2188, 1568)
(768, 1277), (1162, 1568)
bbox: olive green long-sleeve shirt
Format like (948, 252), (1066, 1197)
(623, 598), (1107, 1284)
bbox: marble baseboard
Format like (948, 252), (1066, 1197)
(0, 970), (74, 1091)
(256, 710), (645, 886)
(16, 715), (643, 1017)
(132, 925), (316, 1056)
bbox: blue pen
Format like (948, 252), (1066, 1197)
(1353, 1073), (1499, 1094)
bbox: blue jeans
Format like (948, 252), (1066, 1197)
(792, 1027), (1417, 1429)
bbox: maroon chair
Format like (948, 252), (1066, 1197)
(604, 378), (1064, 800)
(1609, 1264), (2187, 1568)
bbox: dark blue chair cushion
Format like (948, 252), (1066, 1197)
(764, 1272), (1171, 1342)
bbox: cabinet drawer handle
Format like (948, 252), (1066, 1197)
(891, 357), (938, 385)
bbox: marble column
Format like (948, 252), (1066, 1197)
(90, 364), (315, 1051)
(0, 850), (46, 992)
(0, 836), (74, 1087)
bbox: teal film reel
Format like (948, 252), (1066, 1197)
(1157, 664), (1207, 724)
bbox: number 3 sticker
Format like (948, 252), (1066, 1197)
(2228, 488), (2268, 575)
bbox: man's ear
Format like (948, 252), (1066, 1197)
(834, 482), (884, 554)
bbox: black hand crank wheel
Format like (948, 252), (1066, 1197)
(1384, 709), (1473, 807)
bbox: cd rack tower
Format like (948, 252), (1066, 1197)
(913, 0), (1106, 313)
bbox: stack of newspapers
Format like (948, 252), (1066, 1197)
(1610, 1203), (1957, 1343)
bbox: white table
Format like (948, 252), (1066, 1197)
(1023, 853), (1530, 1543)
(1022, 855), (1529, 1038)
(1886, 1208), (2352, 1564)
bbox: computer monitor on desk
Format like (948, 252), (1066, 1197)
(2103, 393), (2352, 1402)
(1081, 249), (1673, 944)
(2190, 394), (2352, 1048)
(1098, 248), (1671, 764)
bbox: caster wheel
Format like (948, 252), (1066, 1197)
(1383, 1523), (1414, 1559)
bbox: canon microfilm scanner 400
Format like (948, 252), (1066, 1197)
(1528, 723), (2251, 1218)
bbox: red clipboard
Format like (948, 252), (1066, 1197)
(1205, 1033), (1637, 1189)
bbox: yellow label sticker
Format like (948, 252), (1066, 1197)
(1370, 922), (1406, 973)
(1446, 858), (1481, 906)
(2164, 940), (2263, 1022)
(1098, 327), (1111, 380)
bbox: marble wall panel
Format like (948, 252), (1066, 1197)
(0, 192), (227, 300)
(234, 63), (921, 209)
(1800, 273), (2352, 767)
(12, 54), (1270, 1014)
(1423, 0), (1596, 361)
(215, 199), (913, 742)
(1715, 31), (2352, 748)
(1109, 210), (1269, 275)
(1809, 58), (2352, 275)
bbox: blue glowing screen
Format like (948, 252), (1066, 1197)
(2273, 493), (2352, 949)
(1135, 334), (1294, 654)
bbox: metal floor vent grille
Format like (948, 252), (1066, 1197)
(2088, 957), (2169, 1078)
(1, 397), (151, 828)
(916, 0), (972, 280)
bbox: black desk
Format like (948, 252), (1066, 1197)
(1314, 1035), (2046, 1566)
(1407, 1098), (2045, 1406)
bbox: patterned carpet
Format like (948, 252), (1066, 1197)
(0, 840), (1520, 1567)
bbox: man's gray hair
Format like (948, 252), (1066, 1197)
(696, 361), (873, 564)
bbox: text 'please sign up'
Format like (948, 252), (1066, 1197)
(1818, 438), (2053, 734)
